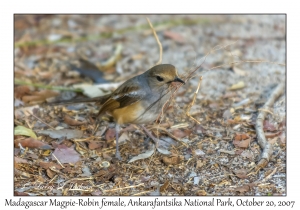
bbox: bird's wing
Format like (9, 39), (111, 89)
(97, 79), (147, 116)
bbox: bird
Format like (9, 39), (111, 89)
(51, 64), (185, 160)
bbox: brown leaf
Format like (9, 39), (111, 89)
(52, 144), (80, 164)
(162, 155), (183, 165)
(263, 120), (277, 131)
(233, 138), (250, 148)
(234, 169), (248, 179)
(88, 141), (103, 150)
(235, 185), (250, 193)
(226, 116), (242, 124)
(160, 180), (170, 193)
(64, 115), (86, 126)
(14, 86), (30, 99)
(268, 137), (277, 145)
(14, 156), (28, 164)
(46, 168), (56, 179)
(14, 138), (53, 150)
(22, 90), (59, 103)
(172, 129), (186, 139)
(265, 131), (282, 138)
(164, 31), (185, 43)
(235, 183), (256, 193)
(235, 133), (250, 141)
(105, 128), (116, 141)
(279, 132), (286, 145)
(196, 190), (207, 196)
(39, 161), (63, 170)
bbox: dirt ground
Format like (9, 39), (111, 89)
(14, 14), (286, 196)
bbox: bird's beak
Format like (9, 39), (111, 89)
(173, 77), (185, 84)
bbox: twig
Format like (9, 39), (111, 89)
(256, 167), (278, 184)
(51, 153), (65, 169)
(147, 17), (162, 65)
(25, 110), (55, 129)
(186, 76), (203, 124)
(255, 83), (285, 170)
(257, 108), (274, 116)
(103, 183), (144, 192)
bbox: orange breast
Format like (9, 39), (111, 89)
(111, 102), (143, 125)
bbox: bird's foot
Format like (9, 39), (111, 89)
(115, 150), (122, 161)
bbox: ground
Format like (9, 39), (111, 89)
(14, 14), (286, 196)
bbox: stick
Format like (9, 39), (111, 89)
(103, 183), (144, 192)
(146, 17), (162, 65)
(255, 83), (285, 170)
(186, 76), (203, 124)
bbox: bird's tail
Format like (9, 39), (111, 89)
(47, 94), (110, 106)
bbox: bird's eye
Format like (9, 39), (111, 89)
(156, 76), (164, 82)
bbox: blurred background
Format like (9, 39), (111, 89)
(14, 14), (285, 101)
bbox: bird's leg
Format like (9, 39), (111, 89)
(115, 124), (122, 160)
(140, 125), (160, 148)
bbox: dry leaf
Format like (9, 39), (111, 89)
(160, 180), (170, 193)
(37, 129), (83, 139)
(162, 155), (183, 165)
(22, 90), (59, 103)
(52, 144), (80, 164)
(279, 132), (286, 145)
(265, 131), (282, 138)
(172, 129), (186, 139)
(64, 115), (86, 126)
(46, 168), (56, 179)
(233, 66), (246, 76)
(105, 128), (116, 141)
(14, 125), (37, 139)
(14, 137), (52, 150)
(118, 132), (129, 144)
(263, 120), (277, 131)
(268, 137), (277, 145)
(14, 157), (28, 164)
(196, 190), (207, 196)
(235, 183), (256, 193)
(39, 161), (63, 170)
(157, 146), (171, 155)
(88, 141), (103, 150)
(128, 144), (155, 163)
(73, 83), (105, 98)
(235, 133), (250, 141)
(233, 138), (250, 148)
(233, 133), (251, 149)
(234, 169), (248, 179)
(229, 81), (245, 90)
(14, 85), (30, 99)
